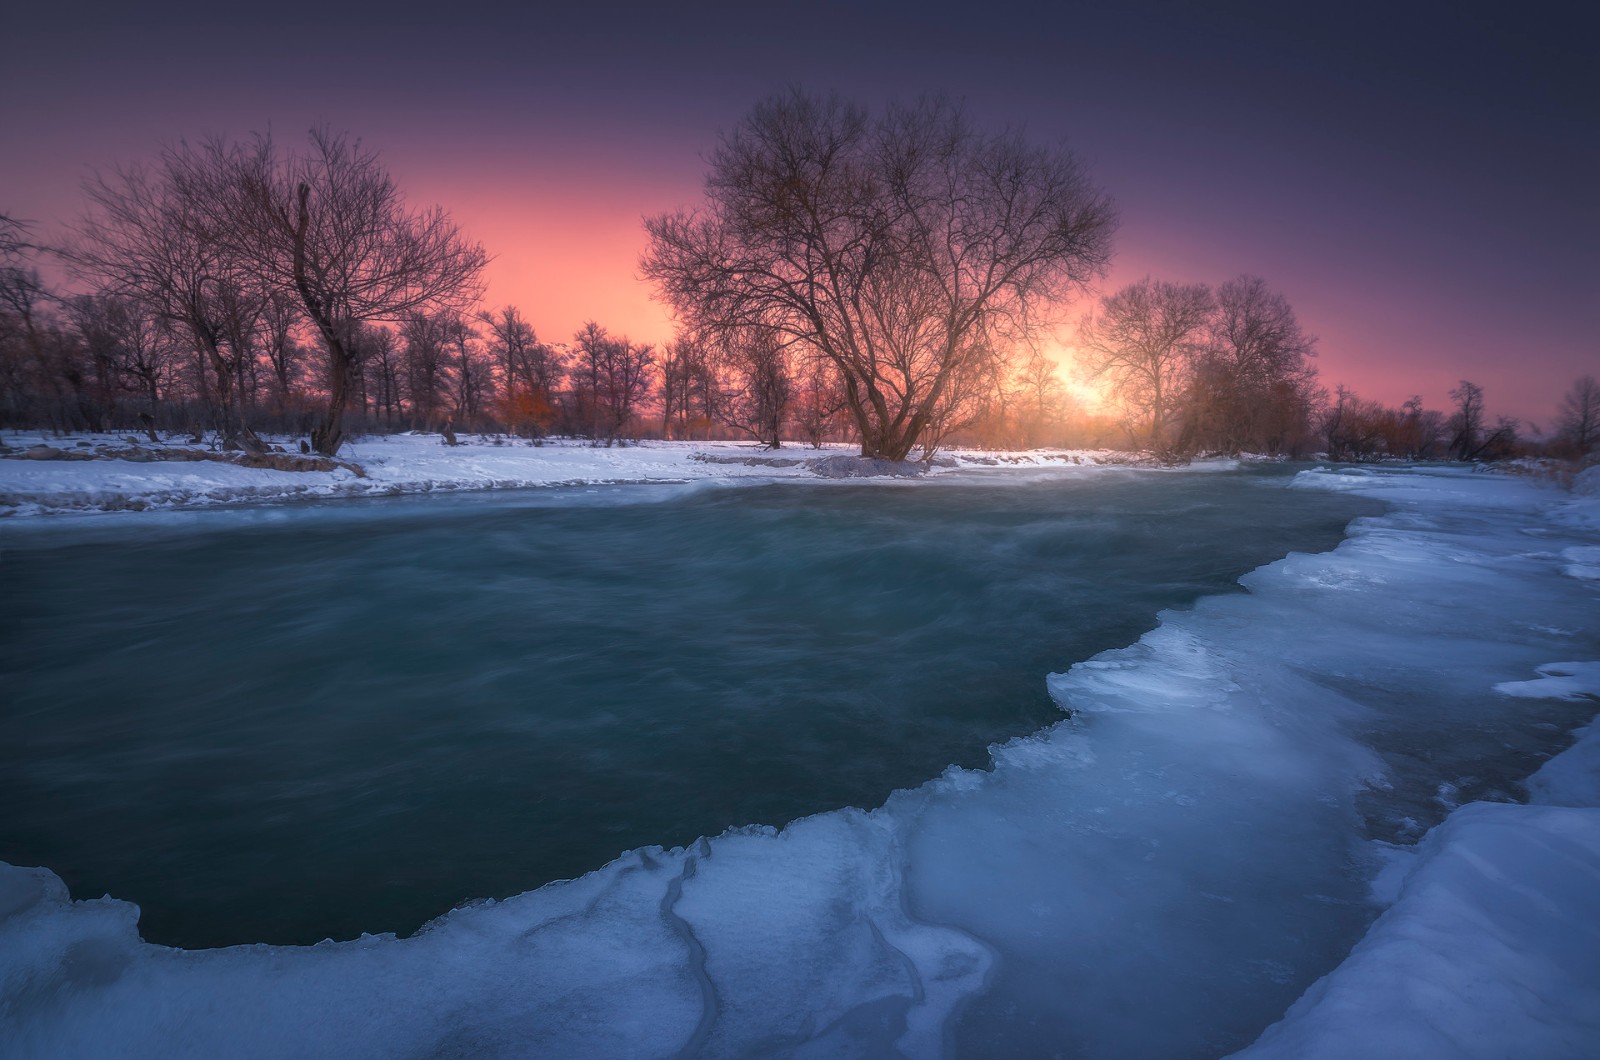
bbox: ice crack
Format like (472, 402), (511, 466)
(663, 839), (720, 1059)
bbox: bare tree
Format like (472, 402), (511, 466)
(1445, 380), (1518, 461)
(1077, 278), (1213, 448)
(62, 294), (132, 431)
(710, 327), (793, 449)
(446, 313), (489, 429)
(1183, 275), (1318, 455)
(259, 289), (303, 416)
(571, 322), (654, 442)
(659, 336), (715, 440)
(0, 215), (55, 427)
(1557, 375), (1600, 454)
(791, 354), (849, 448)
(402, 311), (454, 428)
(661, 336), (728, 441)
(1448, 379), (1485, 459)
(101, 294), (176, 433)
(643, 90), (1116, 460)
(221, 130), (487, 454)
(1397, 395), (1445, 459)
(480, 305), (562, 436)
(67, 145), (269, 446)
(361, 324), (403, 430)
(918, 339), (1008, 457)
(1322, 385), (1390, 461)
(1012, 349), (1068, 448)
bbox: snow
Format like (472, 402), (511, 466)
(0, 432), (1137, 517)
(1232, 802), (1600, 1060)
(1233, 475), (1600, 1060)
(1, 457), (1597, 1057)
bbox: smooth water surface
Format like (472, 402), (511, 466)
(1, 467), (1379, 948)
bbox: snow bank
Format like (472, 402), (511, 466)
(0, 433), (1139, 516)
(1233, 474), (1600, 1060)
(0, 435), (807, 516)
(1232, 802), (1600, 1059)
(2, 462), (1596, 1058)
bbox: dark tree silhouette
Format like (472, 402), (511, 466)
(710, 327), (792, 449)
(1183, 275), (1319, 455)
(643, 90), (1116, 460)
(221, 130), (487, 454)
(1077, 278), (1213, 448)
(571, 321), (653, 443)
(1557, 375), (1600, 454)
(68, 147), (263, 445)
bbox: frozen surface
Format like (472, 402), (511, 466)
(2, 462), (1598, 1058)
(1232, 802), (1600, 1060)
(1235, 472), (1600, 1059)
(1237, 656), (1600, 1060)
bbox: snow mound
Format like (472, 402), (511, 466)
(1233, 802), (1600, 1059)
(1505, 664), (1600, 809)
(805, 455), (944, 478)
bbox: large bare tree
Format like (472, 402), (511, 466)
(643, 91), (1116, 460)
(221, 130), (487, 454)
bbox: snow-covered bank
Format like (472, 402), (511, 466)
(0, 432), (1140, 516)
(1, 464), (1596, 1058)
(1235, 663), (1600, 1059)
(1228, 469), (1600, 1059)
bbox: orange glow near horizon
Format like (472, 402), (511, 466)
(398, 146), (704, 353)
(398, 129), (1590, 431)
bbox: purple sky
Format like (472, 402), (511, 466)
(4, 1), (1594, 427)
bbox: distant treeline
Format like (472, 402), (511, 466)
(1075, 274), (1597, 461)
(3, 107), (1595, 462)
(0, 236), (1129, 452)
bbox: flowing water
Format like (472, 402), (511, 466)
(1, 466), (1380, 949)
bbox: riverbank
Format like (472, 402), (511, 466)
(0, 432), (1150, 516)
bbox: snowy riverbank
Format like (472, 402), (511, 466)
(1234, 467), (1600, 1058)
(1, 462), (1596, 1057)
(0, 432), (1146, 517)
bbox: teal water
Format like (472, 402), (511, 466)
(0, 468), (1379, 949)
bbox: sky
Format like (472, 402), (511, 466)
(3, 0), (1594, 427)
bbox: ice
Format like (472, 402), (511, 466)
(1495, 661), (1600, 703)
(1232, 803), (1600, 1060)
(1563, 545), (1600, 580)
(1237, 800), (1600, 1059)
(1503, 663), (1600, 810)
(1231, 475), (1600, 1059)
(3, 462), (1598, 1057)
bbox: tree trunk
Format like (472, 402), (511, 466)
(309, 345), (351, 455)
(292, 181), (352, 457)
